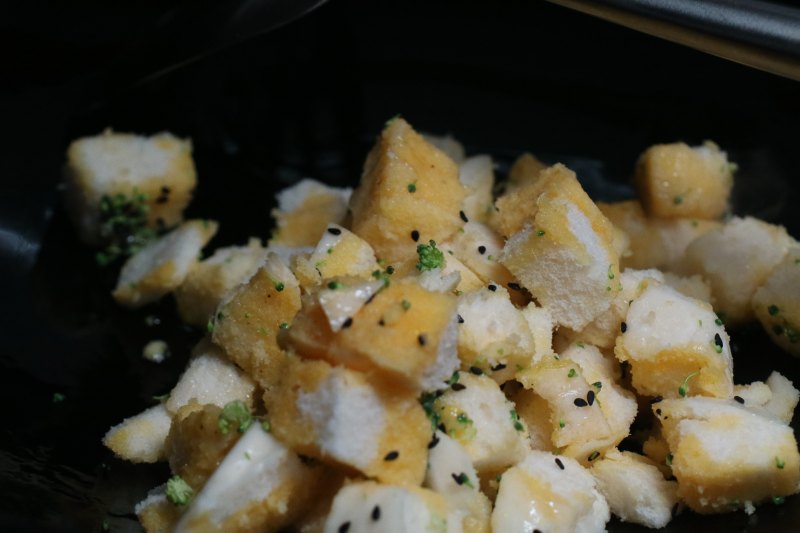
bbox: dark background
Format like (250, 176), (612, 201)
(1, 0), (799, 531)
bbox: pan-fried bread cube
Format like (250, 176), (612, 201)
(135, 485), (182, 533)
(103, 404), (172, 463)
(507, 386), (556, 452)
(324, 482), (452, 533)
(174, 424), (321, 532)
(662, 272), (712, 303)
(733, 380), (772, 407)
(425, 430), (492, 533)
(763, 371), (800, 424)
(316, 278), (386, 332)
(654, 397), (800, 513)
(174, 238), (267, 326)
(165, 340), (255, 415)
(211, 253), (301, 391)
(591, 450), (678, 529)
(634, 141), (734, 219)
(598, 200), (720, 271)
(349, 117), (466, 263)
(492, 450), (610, 533)
(292, 224), (381, 288)
(63, 130), (196, 245)
(456, 285), (535, 382)
(505, 152), (547, 193)
(113, 219), (218, 308)
(615, 282), (733, 399)
(442, 222), (519, 296)
(459, 155), (495, 225)
(269, 178), (352, 247)
(433, 373), (529, 474)
(423, 132), (466, 164)
(267, 359), (430, 486)
(520, 304), (556, 361)
(752, 246), (800, 355)
(501, 164), (620, 330)
(682, 216), (792, 324)
(285, 279), (459, 391)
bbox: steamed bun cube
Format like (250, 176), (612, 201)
(591, 449), (678, 529)
(634, 141), (734, 219)
(433, 373), (529, 473)
(211, 253), (301, 391)
(174, 424), (320, 532)
(763, 371), (800, 424)
(654, 397), (800, 513)
(456, 285), (535, 382)
(165, 340), (255, 415)
(135, 485), (182, 533)
(681, 216), (792, 324)
(165, 404), (242, 491)
(492, 450), (610, 533)
(269, 178), (352, 247)
(324, 482), (452, 533)
(425, 430), (492, 533)
(103, 404), (172, 463)
(63, 130), (196, 245)
(293, 224), (381, 288)
(437, 254), (484, 293)
(267, 359), (430, 486)
(423, 132), (466, 164)
(654, 217), (722, 271)
(662, 272), (712, 303)
(752, 246), (800, 355)
(520, 304), (556, 361)
(733, 380), (772, 407)
(615, 282), (733, 399)
(174, 238), (267, 326)
(490, 153), (547, 236)
(113, 219), (218, 308)
(459, 155), (495, 224)
(349, 117), (466, 263)
(500, 164), (621, 331)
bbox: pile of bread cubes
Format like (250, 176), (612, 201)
(62, 119), (800, 532)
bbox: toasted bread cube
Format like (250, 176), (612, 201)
(267, 359), (430, 485)
(423, 132), (466, 164)
(165, 340), (255, 415)
(211, 253), (301, 391)
(753, 246), (800, 355)
(443, 221), (519, 295)
(63, 130), (196, 245)
(518, 344), (637, 465)
(506, 152), (547, 193)
(457, 285), (535, 383)
(103, 404), (172, 463)
(763, 371), (800, 424)
(174, 424), (321, 532)
(135, 485), (182, 533)
(654, 397), (800, 513)
(349, 118), (466, 263)
(433, 373), (529, 474)
(425, 430), (492, 533)
(591, 449), (678, 529)
(292, 224), (381, 288)
(459, 155), (495, 224)
(492, 450), (610, 533)
(285, 279), (459, 391)
(615, 282), (733, 399)
(269, 178), (352, 247)
(634, 141), (734, 219)
(324, 482), (452, 533)
(492, 156), (563, 238)
(682, 217), (793, 324)
(501, 164), (620, 330)
(113, 220), (218, 308)
(174, 238), (267, 326)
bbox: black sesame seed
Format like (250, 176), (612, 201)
(451, 472), (468, 486)
(371, 505), (381, 521)
(460, 210), (469, 223)
(555, 457), (565, 470)
(365, 293), (376, 305)
(327, 227), (342, 235)
(161, 186), (171, 194)
(451, 383), (466, 391)
(428, 434), (440, 449)
(469, 366), (483, 375)
(437, 423), (447, 433)
(534, 530), (543, 533)
(574, 398), (588, 407)
(587, 390), (596, 406)
(338, 522), (351, 533)
(714, 333), (723, 349)
(342, 317), (353, 329)
(478, 245), (486, 255)
(487, 284), (497, 292)
(734, 395), (745, 404)
(378, 319), (385, 326)
(418, 334), (427, 346)
(491, 362), (507, 371)
(384, 450), (399, 461)
(457, 314), (465, 324)
(620, 321), (627, 333)
(650, 396), (663, 404)
(386, 265), (395, 274)
(155, 195), (169, 204)
(507, 282), (522, 291)
(655, 408), (662, 416)
(411, 230), (420, 242)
